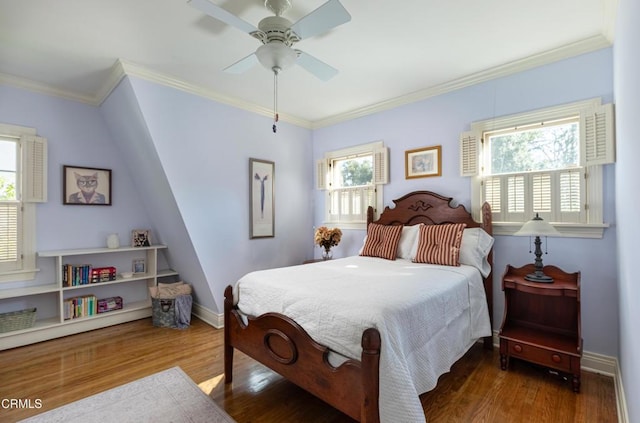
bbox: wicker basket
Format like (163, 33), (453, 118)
(0, 308), (37, 333)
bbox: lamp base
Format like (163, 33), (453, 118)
(525, 272), (554, 283)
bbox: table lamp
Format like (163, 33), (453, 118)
(514, 213), (561, 283)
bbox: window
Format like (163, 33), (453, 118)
(317, 141), (388, 228)
(460, 98), (614, 238)
(0, 124), (47, 283)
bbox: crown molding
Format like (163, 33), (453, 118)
(311, 34), (612, 129)
(99, 59), (312, 129)
(0, 71), (97, 105)
(2, 34), (612, 131)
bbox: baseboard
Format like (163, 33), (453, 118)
(615, 360), (629, 423)
(191, 302), (223, 329)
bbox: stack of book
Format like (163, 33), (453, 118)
(63, 265), (117, 286)
(90, 267), (117, 283)
(64, 294), (97, 320)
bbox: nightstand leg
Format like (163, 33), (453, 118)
(572, 374), (580, 393)
(500, 354), (508, 370)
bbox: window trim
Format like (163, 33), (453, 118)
(465, 98), (612, 238)
(317, 141), (387, 230)
(0, 123), (44, 283)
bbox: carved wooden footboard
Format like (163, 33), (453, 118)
(224, 285), (381, 422)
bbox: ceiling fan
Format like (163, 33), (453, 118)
(188, 0), (351, 81)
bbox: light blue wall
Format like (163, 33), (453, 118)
(114, 76), (314, 313)
(0, 84), (156, 318)
(614, 0), (640, 420)
(312, 48), (618, 357)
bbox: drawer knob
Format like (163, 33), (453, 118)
(513, 344), (523, 353)
(552, 354), (562, 363)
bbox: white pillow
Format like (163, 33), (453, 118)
(396, 225), (420, 260)
(459, 227), (494, 277)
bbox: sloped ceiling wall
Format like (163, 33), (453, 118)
(100, 76), (314, 314)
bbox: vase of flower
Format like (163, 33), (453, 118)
(314, 226), (342, 261)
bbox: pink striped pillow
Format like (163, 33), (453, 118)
(360, 223), (403, 260)
(414, 223), (467, 266)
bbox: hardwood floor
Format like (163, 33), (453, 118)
(0, 317), (617, 423)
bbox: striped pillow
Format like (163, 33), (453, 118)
(360, 223), (403, 260)
(414, 223), (467, 266)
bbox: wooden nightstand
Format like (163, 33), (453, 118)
(499, 264), (582, 392)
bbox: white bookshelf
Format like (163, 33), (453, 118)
(0, 245), (178, 350)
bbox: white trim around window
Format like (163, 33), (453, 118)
(0, 123), (46, 283)
(317, 141), (388, 230)
(461, 98), (614, 239)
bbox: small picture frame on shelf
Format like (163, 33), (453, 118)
(132, 258), (146, 274)
(131, 229), (151, 247)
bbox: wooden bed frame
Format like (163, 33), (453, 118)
(223, 191), (493, 422)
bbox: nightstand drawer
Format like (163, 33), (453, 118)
(503, 339), (578, 373)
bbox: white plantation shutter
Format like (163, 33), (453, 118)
(532, 173), (552, 213)
(558, 169), (584, 223)
(0, 202), (20, 264)
(316, 159), (327, 190)
(483, 177), (501, 221)
(506, 176), (525, 213)
(460, 131), (480, 176)
(22, 135), (47, 202)
(580, 103), (615, 166)
(373, 146), (389, 185)
(328, 186), (375, 222)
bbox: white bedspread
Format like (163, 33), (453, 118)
(234, 256), (491, 423)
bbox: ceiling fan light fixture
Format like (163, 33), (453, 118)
(256, 42), (297, 71)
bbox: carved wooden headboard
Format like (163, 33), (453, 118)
(367, 190), (491, 235)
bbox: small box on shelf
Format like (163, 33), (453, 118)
(97, 296), (123, 314)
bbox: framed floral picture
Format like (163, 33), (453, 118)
(63, 165), (112, 205)
(249, 158), (275, 239)
(405, 145), (442, 179)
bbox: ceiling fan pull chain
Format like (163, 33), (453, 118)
(273, 67), (280, 133)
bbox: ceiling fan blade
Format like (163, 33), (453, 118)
(223, 53), (259, 74)
(290, 0), (351, 39)
(295, 50), (338, 81)
(188, 0), (258, 34)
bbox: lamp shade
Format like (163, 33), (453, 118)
(514, 213), (561, 237)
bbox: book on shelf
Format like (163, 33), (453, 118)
(63, 265), (116, 286)
(63, 294), (98, 320)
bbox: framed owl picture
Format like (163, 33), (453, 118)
(63, 165), (112, 206)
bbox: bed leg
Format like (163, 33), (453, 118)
(361, 328), (381, 423)
(224, 285), (234, 384)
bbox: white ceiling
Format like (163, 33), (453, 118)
(0, 0), (616, 128)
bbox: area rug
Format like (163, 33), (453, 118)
(19, 367), (236, 423)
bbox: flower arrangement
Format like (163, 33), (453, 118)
(314, 226), (342, 252)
